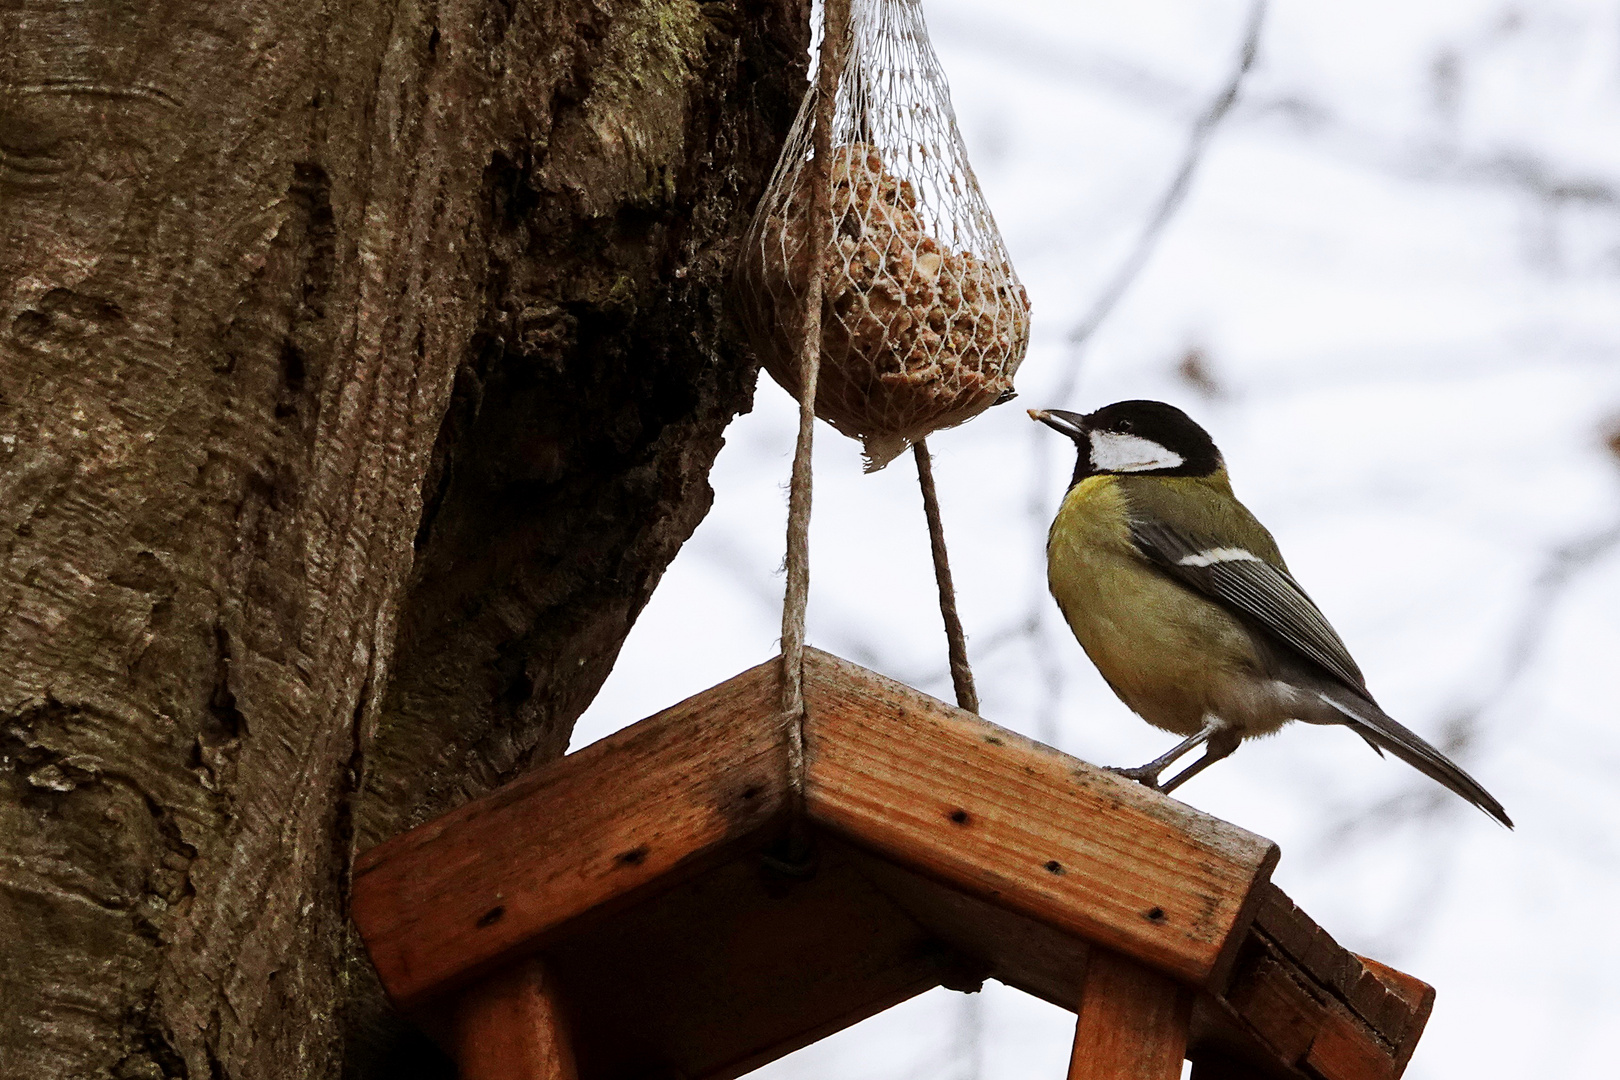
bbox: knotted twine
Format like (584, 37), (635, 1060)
(777, 0), (983, 865)
(778, 0), (849, 856)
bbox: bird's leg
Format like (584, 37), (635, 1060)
(1105, 720), (1219, 789)
(1158, 727), (1242, 794)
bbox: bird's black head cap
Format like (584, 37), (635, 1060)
(1030, 399), (1223, 486)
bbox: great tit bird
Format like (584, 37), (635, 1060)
(1031, 400), (1511, 827)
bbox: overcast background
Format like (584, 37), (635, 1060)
(569, 1), (1620, 1075)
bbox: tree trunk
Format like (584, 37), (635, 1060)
(0, 2), (807, 1077)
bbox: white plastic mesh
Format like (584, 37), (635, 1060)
(736, 0), (1031, 471)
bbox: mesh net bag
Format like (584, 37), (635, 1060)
(735, 0), (1032, 472)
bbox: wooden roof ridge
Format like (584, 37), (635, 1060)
(351, 648), (1435, 1080)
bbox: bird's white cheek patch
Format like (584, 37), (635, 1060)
(1177, 547), (1263, 567)
(1089, 431), (1186, 473)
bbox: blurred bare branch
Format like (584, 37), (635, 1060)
(1310, 516), (1620, 853)
(1176, 347), (1226, 400)
(1060, 0), (1269, 368)
(927, 9), (1198, 117)
(951, 10), (1620, 227)
(1246, 96), (1620, 212)
(985, 1), (1271, 756)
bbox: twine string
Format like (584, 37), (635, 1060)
(914, 439), (979, 713)
(780, 0), (850, 855)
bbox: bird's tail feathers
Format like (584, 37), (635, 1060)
(1316, 691), (1512, 828)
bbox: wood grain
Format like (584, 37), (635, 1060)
(1353, 957), (1434, 1073)
(351, 650), (1435, 1080)
(1211, 935), (1424, 1080)
(454, 957), (578, 1080)
(547, 838), (953, 1080)
(1301, 1011), (1397, 1080)
(351, 660), (785, 1007)
(1069, 949), (1193, 1080)
(1223, 954), (1324, 1067)
(846, 845), (1094, 1009)
(1241, 884), (1433, 1075)
(801, 649), (1279, 986)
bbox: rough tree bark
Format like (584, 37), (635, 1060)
(0, 1), (807, 1077)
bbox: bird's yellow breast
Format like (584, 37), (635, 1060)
(1046, 476), (1261, 736)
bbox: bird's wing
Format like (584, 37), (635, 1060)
(1129, 518), (1368, 692)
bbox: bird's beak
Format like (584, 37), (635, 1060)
(1028, 408), (1088, 442)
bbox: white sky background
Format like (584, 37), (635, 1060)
(571, 1), (1620, 1076)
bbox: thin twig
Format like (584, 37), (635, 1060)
(914, 440), (979, 713)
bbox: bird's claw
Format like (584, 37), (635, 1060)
(1103, 764), (1163, 790)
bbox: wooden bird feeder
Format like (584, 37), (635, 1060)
(351, 650), (1435, 1080)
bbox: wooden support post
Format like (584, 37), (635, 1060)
(1068, 949), (1193, 1080)
(454, 957), (578, 1080)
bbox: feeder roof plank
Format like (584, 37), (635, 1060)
(801, 649), (1280, 988)
(351, 659), (786, 1007)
